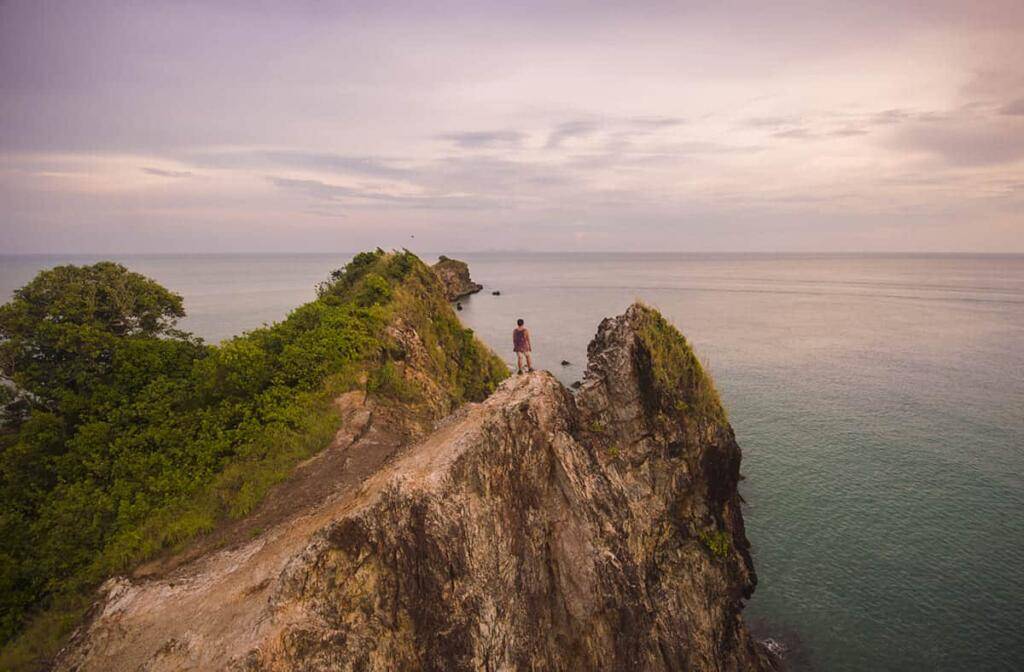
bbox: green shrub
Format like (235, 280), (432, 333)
(367, 360), (422, 403)
(698, 529), (732, 559)
(315, 248), (384, 297)
(356, 273), (393, 307)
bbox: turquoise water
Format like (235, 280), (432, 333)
(2, 253), (1022, 670)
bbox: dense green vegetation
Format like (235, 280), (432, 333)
(0, 250), (507, 667)
(632, 303), (727, 427)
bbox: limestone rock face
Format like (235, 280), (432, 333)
(431, 256), (483, 301)
(55, 304), (774, 672)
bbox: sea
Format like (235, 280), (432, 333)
(1, 252), (1022, 671)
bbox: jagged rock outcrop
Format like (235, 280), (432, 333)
(54, 304), (773, 672)
(432, 255), (483, 301)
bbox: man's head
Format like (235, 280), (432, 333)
(517, 318), (524, 326)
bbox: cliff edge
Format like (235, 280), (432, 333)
(54, 303), (773, 672)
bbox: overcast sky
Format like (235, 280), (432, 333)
(1, 0), (1023, 253)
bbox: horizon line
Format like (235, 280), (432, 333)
(3, 250), (1024, 257)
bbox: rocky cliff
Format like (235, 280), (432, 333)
(54, 303), (773, 672)
(432, 255), (483, 301)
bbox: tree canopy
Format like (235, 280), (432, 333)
(0, 263), (188, 413)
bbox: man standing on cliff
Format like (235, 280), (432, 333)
(513, 318), (534, 374)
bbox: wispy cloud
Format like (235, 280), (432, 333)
(831, 127), (869, 137)
(628, 116), (685, 129)
(888, 116), (1024, 166)
(185, 150), (412, 179)
(871, 109), (913, 125)
(1001, 98), (1024, 116)
(545, 120), (598, 149)
(268, 176), (496, 210)
(745, 116), (800, 128)
(772, 128), (815, 139)
(439, 131), (526, 149)
(142, 167), (193, 178)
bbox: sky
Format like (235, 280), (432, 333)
(1, 0), (1023, 253)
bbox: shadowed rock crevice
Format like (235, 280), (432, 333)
(54, 302), (775, 672)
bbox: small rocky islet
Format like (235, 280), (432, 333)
(432, 255), (483, 301)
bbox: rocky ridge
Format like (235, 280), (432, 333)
(54, 303), (774, 671)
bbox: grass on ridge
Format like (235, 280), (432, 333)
(631, 302), (728, 427)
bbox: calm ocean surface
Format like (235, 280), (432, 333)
(2, 252), (1022, 671)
